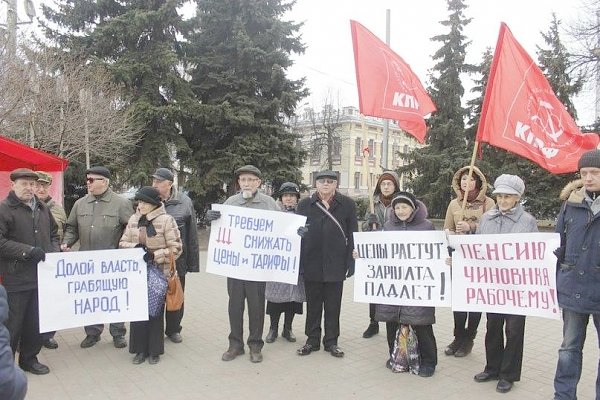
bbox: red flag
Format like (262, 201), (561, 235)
(476, 23), (599, 173)
(350, 20), (436, 143)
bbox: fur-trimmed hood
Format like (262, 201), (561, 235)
(560, 179), (585, 203)
(451, 166), (490, 202)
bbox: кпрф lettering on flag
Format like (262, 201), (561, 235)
(476, 22), (599, 173)
(350, 20), (436, 143)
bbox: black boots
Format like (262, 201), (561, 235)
(265, 327), (278, 343)
(444, 337), (462, 356)
(363, 321), (379, 338)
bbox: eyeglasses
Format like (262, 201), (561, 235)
(86, 177), (105, 184)
(239, 178), (259, 183)
(316, 178), (336, 184)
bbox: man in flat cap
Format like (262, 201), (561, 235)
(0, 168), (59, 374)
(206, 164), (279, 363)
(34, 171), (67, 350)
(554, 149), (600, 400)
(296, 170), (357, 358)
(151, 167), (199, 344)
(62, 166), (133, 349)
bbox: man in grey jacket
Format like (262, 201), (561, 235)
(151, 168), (199, 343)
(62, 166), (133, 349)
(206, 165), (279, 363)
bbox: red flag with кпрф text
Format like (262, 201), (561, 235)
(351, 20), (436, 143)
(476, 23), (599, 173)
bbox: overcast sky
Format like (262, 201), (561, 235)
(286, 0), (596, 125)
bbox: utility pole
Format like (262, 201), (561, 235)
(596, 10), (600, 122)
(381, 9), (390, 170)
(6, 0), (17, 55)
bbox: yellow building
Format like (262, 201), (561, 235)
(291, 105), (421, 197)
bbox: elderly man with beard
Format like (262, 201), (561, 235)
(296, 170), (357, 358)
(0, 168), (59, 375)
(206, 165), (279, 363)
(151, 168), (199, 344)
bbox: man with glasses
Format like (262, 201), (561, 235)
(151, 167), (199, 344)
(62, 166), (133, 349)
(35, 171), (67, 350)
(296, 170), (357, 358)
(0, 168), (59, 375)
(205, 165), (279, 363)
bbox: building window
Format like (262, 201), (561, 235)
(354, 172), (360, 189)
(355, 137), (362, 157)
(368, 139), (375, 158)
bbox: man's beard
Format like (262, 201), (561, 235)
(242, 190), (255, 199)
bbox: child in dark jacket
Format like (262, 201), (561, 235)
(381, 192), (438, 378)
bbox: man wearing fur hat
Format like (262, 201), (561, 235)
(554, 149), (600, 400)
(205, 165), (279, 363)
(296, 170), (358, 358)
(34, 171), (68, 350)
(361, 171), (400, 339)
(62, 166), (133, 349)
(0, 168), (59, 375)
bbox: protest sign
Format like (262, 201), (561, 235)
(206, 204), (306, 284)
(353, 231), (451, 307)
(38, 248), (148, 332)
(448, 232), (560, 319)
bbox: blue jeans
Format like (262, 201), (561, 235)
(553, 309), (600, 400)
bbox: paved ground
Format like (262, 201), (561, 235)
(25, 250), (597, 400)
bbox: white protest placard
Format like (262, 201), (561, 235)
(353, 231), (451, 307)
(448, 232), (560, 320)
(206, 204), (306, 283)
(38, 248), (148, 332)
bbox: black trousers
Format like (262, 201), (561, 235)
(6, 289), (43, 366)
(227, 278), (265, 351)
(304, 281), (343, 348)
(129, 306), (165, 357)
(84, 322), (126, 337)
(165, 274), (186, 335)
(386, 322), (437, 368)
(453, 311), (481, 338)
(483, 313), (526, 382)
(369, 303), (378, 323)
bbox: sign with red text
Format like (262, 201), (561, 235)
(38, 248), (148, 332)
(353, 231), (451, 307)
(448, 232), (560, 319)
(206, 204), (306, 284)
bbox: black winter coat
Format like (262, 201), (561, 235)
(378, 199), (436, 325)
(0, 191), (59, 291)
(164, 189), (200, 275)
(0, 285), (27, 400)
(297, 191), (357, 282)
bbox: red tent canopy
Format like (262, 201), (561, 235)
(0, 135), (68, 171)
(0, 135), (68, 203)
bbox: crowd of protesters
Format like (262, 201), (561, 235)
(2, 150), (600, 399)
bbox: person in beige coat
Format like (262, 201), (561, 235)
(119, 187), (182, 365)
(443, 166), (495, 358)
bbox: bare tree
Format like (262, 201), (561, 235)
(566, 0), (600, 77)
(307, 93), (345, 170)
(0, 41), (142, 167)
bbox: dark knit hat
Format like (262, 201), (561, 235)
(86, 166), (111, 179)
(235, 165), (262, 178)
(391, 191), (417, 210)
(10, 168), (39, 181)
(151, 167), (174, 181)
(578, 149), (600, 170)
(278, 182), (300, 198)
(314, 170), (338, 181)
(134, 186), (162, 206)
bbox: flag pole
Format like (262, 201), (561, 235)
(459, 140), (480, 220)
(363, 146), (376, 229)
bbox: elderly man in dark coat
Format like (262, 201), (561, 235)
(151, 168), (200, 344)
(296, 170), (357, 358)
(0, 168), (59, 375)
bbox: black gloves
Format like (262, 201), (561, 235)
(297, 226), (308, 237)
(553, 246), (565, 263)
(367, 213), (378, 225)
(206, 210), (221, 222)
(143, 251), (154, 263)
(28, 247), (46, 263)
(346, 265), (355, 278)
